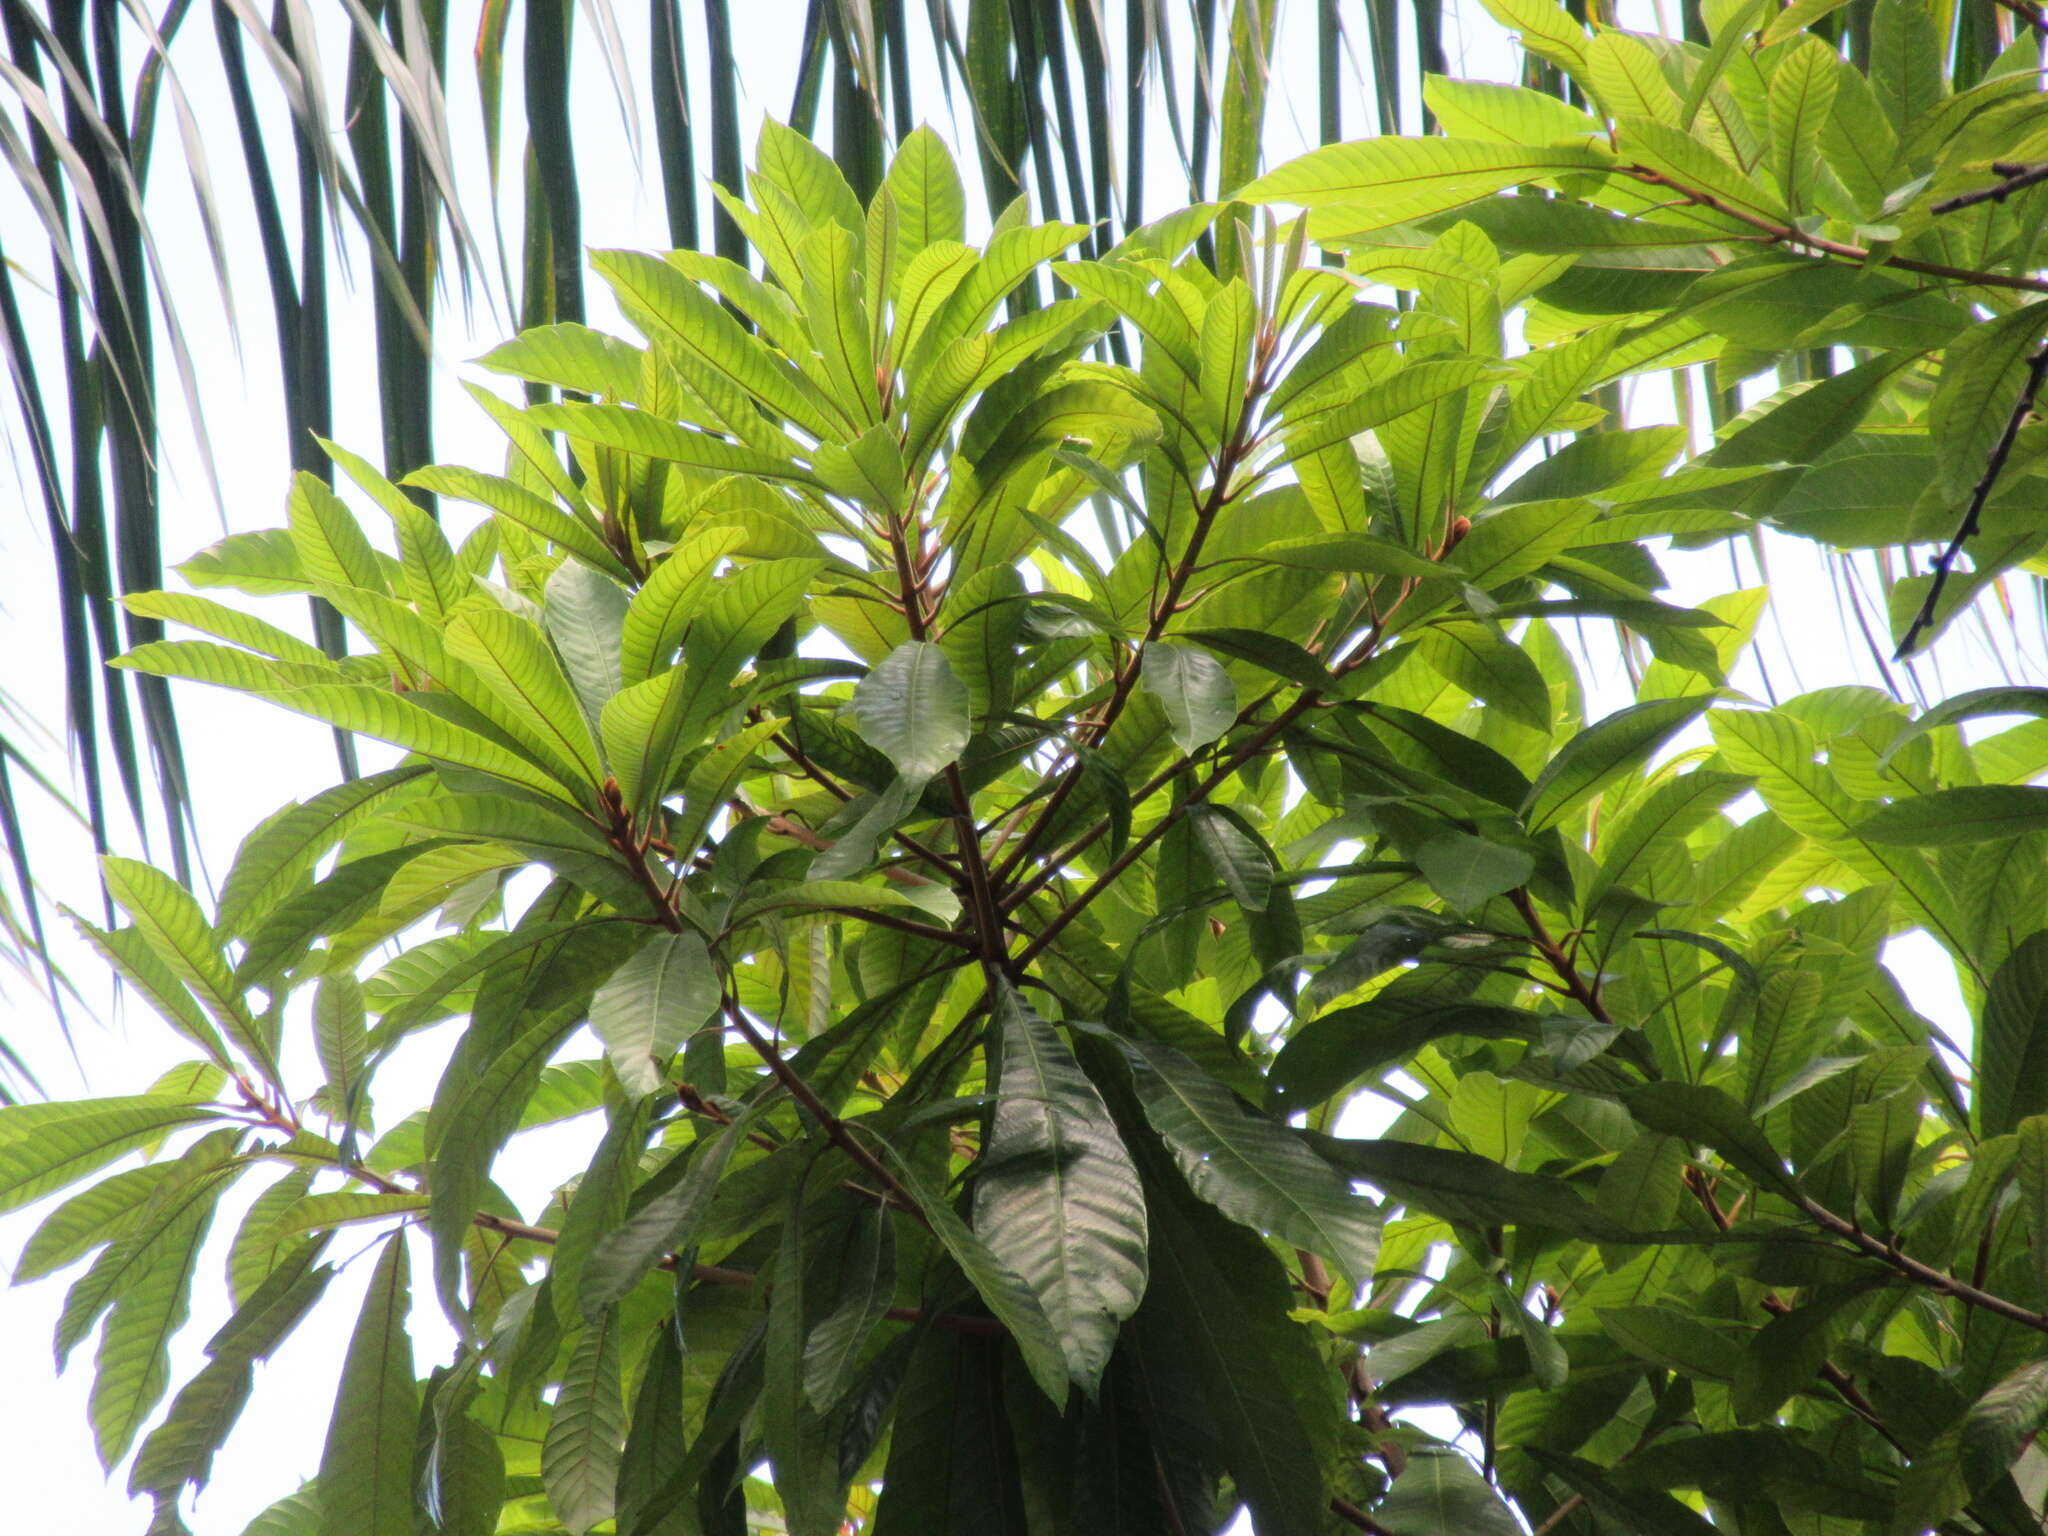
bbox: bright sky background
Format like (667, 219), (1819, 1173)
(0, 2), (2035, 1531)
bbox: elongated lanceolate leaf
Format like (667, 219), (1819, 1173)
(1121, 1038), (1379, 1276)
(316, 1234), (417, 1536)
(542, 1309), (625, 1536)
(975, 990), (1147, 1391)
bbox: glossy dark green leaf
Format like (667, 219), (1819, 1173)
(587, 931), (720, 1099)
(1624, 1081), (1800, 1196)
(975, 989), (1147, 1391)
(802, 1202), (896, 1411)
(1307, 1134), (1637, 1241)
(1375, 1443), (1522, 1536)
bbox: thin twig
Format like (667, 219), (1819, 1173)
(718, 992), (930, 1228)
(1328, 1496), (1395, 1534)
(1529, 1494), (1587, 1536)
(1931, 162), (2048, 216)
(1896, 339), (2048, 657)
(1620, 166), (2048, 296)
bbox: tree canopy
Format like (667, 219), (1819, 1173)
(9, 1), (2048, 1534)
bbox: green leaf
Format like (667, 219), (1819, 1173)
(975, 989), (1148, 1392)
(1928, 283), (2048, 507)
(1243, 139), (1614, 232)
(1122, 1038), (1379, 1276)
(1624, 1081), (1799, 1196)
(1414, 833), (1535, 912)
(762, 1178), (846, 1536)
(617, 527), (750, 687)
(543, 561), (629, 723)
(257, 685), (581, 805)
(1881, 686), (2048, 769)
(1732, 1284), (1870, 1422)
(287, 472), (387, 594)
(90, 1138), (236, 1468)
(883, 125), (967, 263)
(1416, 622), (1553, 732)
(848, 641), (970, 782)
(580, 1109), (759, 1317)
(216, 767), (430, 936)
(14, 1162), (177, 1283)
(592, 248), (838, 439)
(1130, 1166), (1335, 1535)
(1376, 1444), (1523, 1536)
(802, 1201), (896, 1411)
(406, 463), (632, 585)
(66, 918), (230, 1069)
(1142, 642), (1238, 754)
(316, 1234), (417, 1536)
(101, 857), (275, 1084)
(1962, 1359), (2048, 1492)
(1522, 697), (1710, 830)
(1596, 1306), (1744, 1383)
(1981, 933), (2048, 1138)
(1768, 37), (1840, 218)
(1185, 805), (1275, 914)
(1308, 1135), (1635, 1241)
(442, 608), (605, 790)
(0, 1099), (221, 1217)
(885, 1149), (1071, 1404)
(478, 322), (642, 400)
(1271, 1002), (1539, 1114)
(542, 1309), (625, 1535)
(1855, 787), (2048, 846)
(177, 529), (311, 596)
(587, 931), (720, 1099)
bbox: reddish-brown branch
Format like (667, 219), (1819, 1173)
(718, 993), (929, 1227)
(1619, 165), (2048, 295)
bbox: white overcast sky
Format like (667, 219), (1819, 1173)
(0, 2), (2034, 1531)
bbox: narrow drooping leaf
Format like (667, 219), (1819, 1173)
(316, 1234), (417, 1536)
(975, 989), (1147, 1391)
(1122, 1038), (1379, 1276)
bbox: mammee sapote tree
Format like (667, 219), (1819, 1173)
(13, 3), (2048, 1531)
